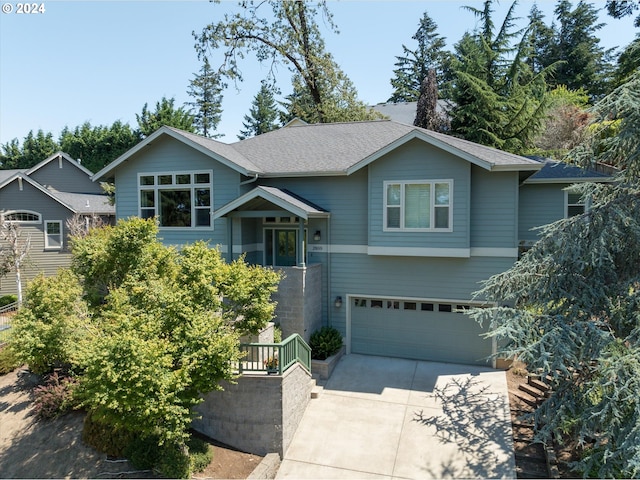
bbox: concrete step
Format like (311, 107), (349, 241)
(311, 385), (323, 399)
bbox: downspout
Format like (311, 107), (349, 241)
(239, 173), (259, 186)
(327, 216), (332, 327)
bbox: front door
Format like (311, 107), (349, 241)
(265, 228), (305, 266)
(275, 230), (297, 266)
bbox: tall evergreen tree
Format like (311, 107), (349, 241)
(2, 130), (60, 169)
(536, 1), (615, 99)
(388, 12), (448, 103)
(0, 138), (23, 169)
(607, 0), (640, 26)
(59, 121), (139, 173)
(238, 82), (280, 140)
(281, 71), (383, 124)
(448, 1), (551, 153)
(136, 97), (195, 138)
(414, 69), (449, 132)
(471, 71), (640, 478)
(185, 58), (224, 138)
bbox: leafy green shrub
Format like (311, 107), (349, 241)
(309, 326), (343, 360)
(157, 441), (191, 479)
(32, 371), (79, 420)
(124, 434), (162, 470)
(0, 294), (17, 308)
(82, 412), (138, 458)
(188, 435), (214, 473)
(0, 345), (21, 375)
(10, 270), (89, 374)
(122, 433), (212, 478)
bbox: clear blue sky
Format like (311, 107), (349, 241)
(0, 0), (636, 145)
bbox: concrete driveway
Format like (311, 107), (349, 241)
(277, 354), (515, 479)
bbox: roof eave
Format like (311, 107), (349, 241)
(523, 176), (613, 184)
(92, 127), (260, 181)
(0, 174), (76, 213)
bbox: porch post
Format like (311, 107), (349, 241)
(227, 216), (233, 263)
(298, 218), (305, 267)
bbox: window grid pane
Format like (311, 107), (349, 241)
(404, 184), (430, 228)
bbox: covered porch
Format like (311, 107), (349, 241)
(213, 186), (330, 341)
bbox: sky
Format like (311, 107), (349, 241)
(0, 0), (637, 146)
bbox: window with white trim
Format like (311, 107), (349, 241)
(138, 171), (212, 228)
(565, 190), (587, 217)
(45, 221), (63, 249)
(384, 180), (452, 231)
(2, 210), (41, 224)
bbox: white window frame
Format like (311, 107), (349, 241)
(565, 189), (589, 218)
(383, 180), (453, 232)
(44, 220), (63, 249)
(137, 171), (213, 229)
(1, 210), (42, 224)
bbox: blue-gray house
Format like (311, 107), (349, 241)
(93, 120), (604, 367)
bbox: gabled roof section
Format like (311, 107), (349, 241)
(213, 186), (329, 220)
(92, 126), (262, 181)
(523, 158), (612, 184)
(0, 172), (75, 213)
(27, 151), (94, 177)
(231, 120), (541, 175)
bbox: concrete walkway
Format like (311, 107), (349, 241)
(277, 354), (515, 479)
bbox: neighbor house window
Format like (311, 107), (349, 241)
(384, 180), (452, 231)
(566, 190), (587, 217)
(2, 210), (41, 224)
(44, 221), (63, 249)
(138, 171), (212, 228)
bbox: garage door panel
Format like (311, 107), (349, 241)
(351, 297), (492, 366)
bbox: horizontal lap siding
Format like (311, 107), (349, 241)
(113, 136), (240, 247)
(368, 139), (470, 249)
(263, 170), (368, 246)
(519, 184), (566, 242)
(30, 160), (102, 193)
(470, 166), (519, 248)
(0, 224), (72, 295)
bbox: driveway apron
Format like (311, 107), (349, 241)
(277, 354), (515, 479)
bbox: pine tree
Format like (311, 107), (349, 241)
(388, 12), (448, 103)
(536, 0), (615, 99)
(136, 97), (195, 138)
(448, 1), (551, 153)
(471, 71), (640, 478)
(186, 58), (224, 138)
(238, 82), (280, 140)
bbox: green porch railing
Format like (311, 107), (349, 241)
(239, 333), (311, 375)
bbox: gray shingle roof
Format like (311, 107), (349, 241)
(49, 192), (115, 215)
(523, 158), (611, 183)
(95, 120), (542, 180)
(231, 120), (540, 175)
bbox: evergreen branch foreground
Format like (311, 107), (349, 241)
(7, 217), (281, 478)
(471, 72), (640, 478)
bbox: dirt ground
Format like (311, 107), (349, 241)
(0, 366), (262, 479)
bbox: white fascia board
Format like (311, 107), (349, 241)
(523, 176), (613, 184)
(27, 151), (95, 178)
(367, 246), (471, 258)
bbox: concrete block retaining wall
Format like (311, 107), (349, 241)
(192, 363), (312, 457)
(272, 264), (322, 342)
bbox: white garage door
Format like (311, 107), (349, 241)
(350, 297), (493, 366)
